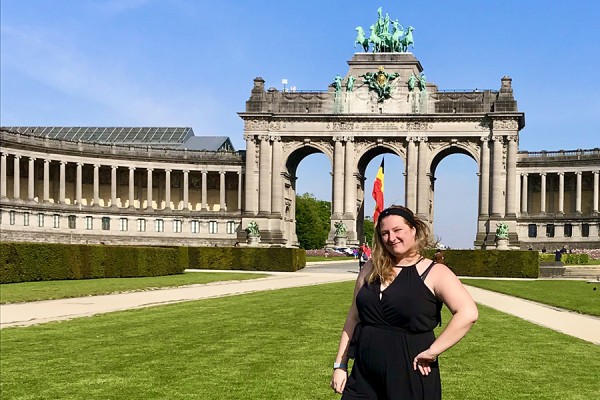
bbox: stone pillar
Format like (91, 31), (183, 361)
(271, 136), (283, 216)
(259, 136), (272, 214)
(237, 171), (243, 211)
(201, 170), (208, 210)
(164, 169), (171, 210)
(479, 137), (490, 217)
(490, 136), (504, 217)
(13, 155), (21, 201)
(219, 171), (227, 211)
(343, 137), (355, 218)
(244, 134), (258, 215)
(28, 157), (36, 201)
(332, 137), (344, 218)
(416, 137), (429, 219)
(76, 163), (83, 205)
(59, 160), (66, 203)
(93, 164), (100, 206)
(111, 165), (118, 207)
(128, 167), (136, 209)
(146, 168), (153, 210)
(505, 136), (518, 217)
(521, 173), (528, 214)
(575, 171), (582, 213)
(405, 137), (418, 211)
(43, 159), (50, 202)
(0, 153), (7, 199)
(183, 170), (189, 210)
(558, 172), (565, 214)
(593, 171), (599, 213)
(540, 172), (547, 214)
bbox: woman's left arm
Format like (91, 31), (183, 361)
(413, 264), (478, 375)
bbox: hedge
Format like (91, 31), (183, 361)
(424, 249), (539, 278)
(0, 242), (188, 284)
(187, 247), (305, 272)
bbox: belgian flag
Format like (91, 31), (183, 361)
(372, 159), (384, 223)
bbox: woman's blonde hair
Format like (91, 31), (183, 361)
(368, 205), (434, 284)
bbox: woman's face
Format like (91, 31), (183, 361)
(379, 215), (417, 258)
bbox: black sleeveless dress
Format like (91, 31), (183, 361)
(342, 261), (442, 400)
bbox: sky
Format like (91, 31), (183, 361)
(2, 1), (599, 248)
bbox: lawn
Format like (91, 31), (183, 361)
(1, 281), (598, 399)
(0, 272), (269, 304)
(461, 279), (600, 317)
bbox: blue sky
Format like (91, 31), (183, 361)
(2, 1), (599, 248)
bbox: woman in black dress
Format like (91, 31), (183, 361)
(330, 206), (478, 399)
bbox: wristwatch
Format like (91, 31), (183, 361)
(333, 362), (348, 370)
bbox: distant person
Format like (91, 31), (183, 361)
(541, 246), (547, 253)
(434, 249), (445, 264)
(554, 249), (562, 262)
(358, 247), (368, 271)
(330, 205), (478, 398)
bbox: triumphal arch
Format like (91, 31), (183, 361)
(240, 8), (524, 248)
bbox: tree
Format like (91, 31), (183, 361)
(295, 193), (331, 249)
(363, 218), (375, 246)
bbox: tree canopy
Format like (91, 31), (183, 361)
(295, 193), (331, 249)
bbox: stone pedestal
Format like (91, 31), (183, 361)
(247, 235), (260, 247)
(496, 238), (509, 250)
(334, 236), (347, 247)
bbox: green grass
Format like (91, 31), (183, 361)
(461, 279), (600, 317)
(0, 272), (268, 304)
(1, 281), (599, 399)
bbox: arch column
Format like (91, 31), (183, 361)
(59, 160), (66, 204)
(521, 173), (528, 214)
(182, 170), (189, 210)
(146, 168), (153, 210)
(271, 136), (283, 216)
(259, 135), (272, 215)
(13, 155), (21, 201)
(128, 167), (136, 209)
(405, 137), (418, 211)
(332, 136), (345, 218)
(219, 170), (227, 211)
(43, 159), (50, 203)
(111, 165), (118, 208)
(0, 153), (7, 199)
(164, 168), (172, 210)
(237, 171), (243, 211)
(478, 137), (490, 217)
(505, 136), (518, 217)
(201, 170), (208, 210)
(490, 135), (504, 217)
(244, 134), (258, 215)
(343, 136), (355, 218)
(28, 157), (36, 201)
(76, 162), (83, 206)
(558, 172), (565, 214)
(575, 171), (582, 213)
(540, 172), (547, 214)
(593, 171), (599, 213)
(93, 164), (100, 206)
(416, 137), (429, 219)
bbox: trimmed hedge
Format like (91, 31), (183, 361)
(187, 247), (305, 272)
(424, 249), (539, 278)
(539, 252), (590, 264)
(0, 242), (188, 284)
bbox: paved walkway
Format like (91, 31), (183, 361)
(2, 262), (599, 345)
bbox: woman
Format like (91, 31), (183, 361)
(330, 206), (478, 399)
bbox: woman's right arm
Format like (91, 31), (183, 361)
(331, 262), (372, 394)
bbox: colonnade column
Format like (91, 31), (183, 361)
(165, 169), (171, 210)
(505, 136), (518, 217)
(76, 163), (83, 205)
(332, 137), (344, 218)
(237, 171), (243, 211)
(478, 137), (490, 217)
(259, 135), (272, 214)
(111, 165), (117, 207)
(183, 170), (189, 210)
(28, 157), (36, 201)
(575, 171), (582, 213)
(593, 171), (599, 213)
(201, 170), (208, 210)
(490, 136), (504, 217)
(244, 134), (258, 215)
(271, 136), (283, 216)
(343, 136), (355, 218)
(558, 172), (565, 213)
(43, 159), (50, 202)
(59, 161), (66, 203)
(13, 155), (21, 201)
(521, 173), (528, 214)
(416, 137), (429, 219)
(219, 171), (227, 211)
(93, 164), (100, 206)
(146, 168), (153, 210)
(128, 167), (136, 209)
(0, 153), (6, 199)
(405, 137), (417, 211)
(540, 172), (547, 214)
